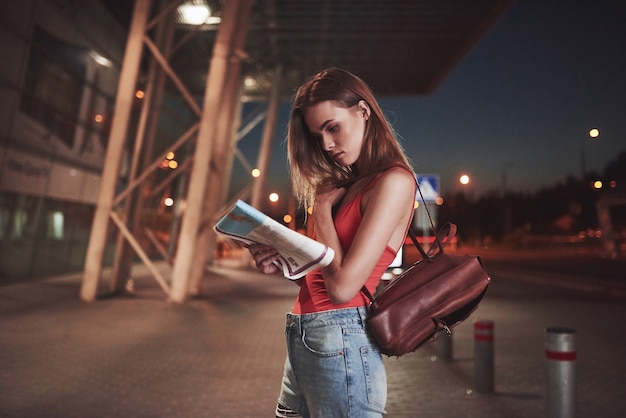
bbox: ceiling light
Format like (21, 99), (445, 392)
(176, 1), (220, 26)
(178, 3), (210, 25)
(90, 51), (112, 67)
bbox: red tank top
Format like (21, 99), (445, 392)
(292, 171), (412, 314)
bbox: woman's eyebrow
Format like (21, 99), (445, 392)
(318, 119), (333, 131)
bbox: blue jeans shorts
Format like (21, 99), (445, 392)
(277, 307), (387, 418)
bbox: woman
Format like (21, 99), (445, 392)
(249, 67), (416, 417)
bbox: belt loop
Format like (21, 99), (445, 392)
(289, 313), (303, 335)
(357, 306), (368, 325)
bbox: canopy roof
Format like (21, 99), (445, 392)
(105, 0), (513, 101)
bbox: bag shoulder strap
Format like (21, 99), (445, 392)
(362, 223), (458, 304)
(408, 222), (457, 258)
(361, 177), (458, 304)
(361, 284), (376, 306)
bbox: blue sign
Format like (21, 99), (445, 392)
(416, 174), (439, 203)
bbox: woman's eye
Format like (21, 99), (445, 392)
(328, 124), (339, 133)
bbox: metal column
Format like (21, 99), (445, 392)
(80, 0), (152, 302)
(110, 2), (176, 294)
(169, 0), (254, 303)
(187, 68), (243, 294)
(250, 66), (282, 209)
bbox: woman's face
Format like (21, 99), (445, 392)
(304, 100), (370, 167)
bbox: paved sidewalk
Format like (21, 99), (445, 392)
(1, 259), (625, 417)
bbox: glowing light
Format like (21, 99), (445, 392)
(459, 174), (470, 185)
(251, 168), (260, 177)
(90, 52), (112, 67)
(589, 128), (600, 138)
(178, 4), (210, 25)
(168, 160), (179, 169)
(166, 151), (175, 160)
(593, 180), (603, 189)
(135, 90), (145, 99)
(94, 114), (103, 123)
(164, 197), (174, 207)
(269, 192), (279, 203)
(435, 197), (444, 205)
(283, 214), (292, 223)
(49, 211), (64, 239)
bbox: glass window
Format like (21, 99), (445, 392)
(20, 26), (88, 146)
(47, 211), (64, 239)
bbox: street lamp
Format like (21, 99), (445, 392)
(581, 128), (599, 181)
(268, 192), (280, 203)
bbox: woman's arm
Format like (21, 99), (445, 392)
(313, 168), (416, 304)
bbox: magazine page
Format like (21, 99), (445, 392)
(214, 200), (335, 280)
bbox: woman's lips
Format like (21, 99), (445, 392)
(331, 151), (344, 161)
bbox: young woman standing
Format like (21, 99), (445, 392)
(249, 67), (416, 417)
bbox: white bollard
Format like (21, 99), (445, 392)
(474, 320), (494, 393)
(546, 327), (576, 418)
(437, 332), (453, 361)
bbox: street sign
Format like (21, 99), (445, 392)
(416, 174), (439, 203)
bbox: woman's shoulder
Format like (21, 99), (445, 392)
(345, 166), (414, 202)
(377, 166), (416, 187)
(363, 166), (415, 201)
(359, 167), (415, 217)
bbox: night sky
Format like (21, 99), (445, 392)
(243, 0), (626, 200)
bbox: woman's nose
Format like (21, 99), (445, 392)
(322, 135), (334, 152)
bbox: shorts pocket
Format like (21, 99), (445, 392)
(361, 346), (387, 410)
(301, 325), (344, 356)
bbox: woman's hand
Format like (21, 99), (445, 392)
(314, 168), (417, 304)
(247, 244), (281, 275)
(313, 183), (347, 216)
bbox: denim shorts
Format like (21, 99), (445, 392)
(277, 307), (387, 418)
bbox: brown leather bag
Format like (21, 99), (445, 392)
(362, 223), (490, 356)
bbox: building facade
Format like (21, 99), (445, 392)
(0, 1), (127, 280)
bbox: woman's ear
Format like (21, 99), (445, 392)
(358, 100), (371, 120)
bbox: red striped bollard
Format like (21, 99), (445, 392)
(546, 327), (576, 418)
(474, 320), (494, 393)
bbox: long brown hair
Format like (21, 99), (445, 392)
(288, 67), (413, 209)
